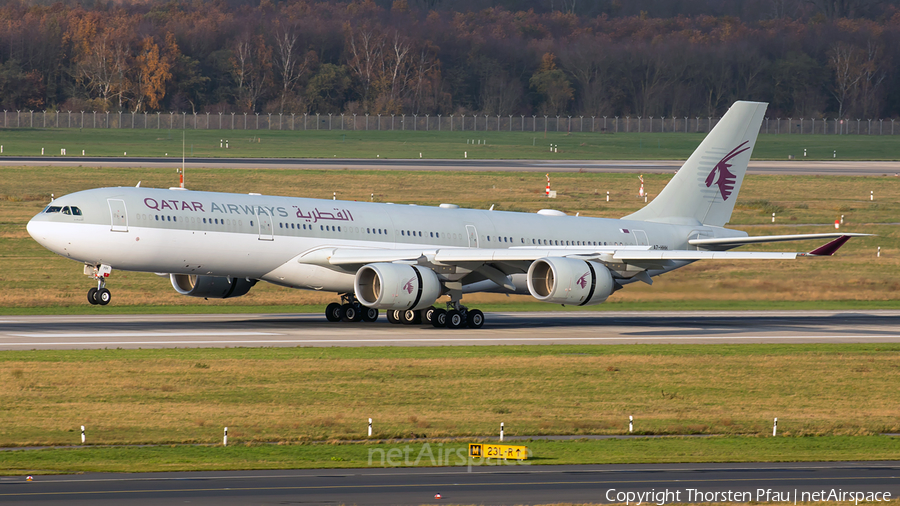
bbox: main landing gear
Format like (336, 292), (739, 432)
(324, 294), (485, 329)
(85, 264), (112, 306)
(385, 301), (485, 330)
(325, 293), (379, 323)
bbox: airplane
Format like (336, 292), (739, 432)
(26, 101), (866, 329)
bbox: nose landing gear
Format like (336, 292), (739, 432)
(85, 264), (113, 306)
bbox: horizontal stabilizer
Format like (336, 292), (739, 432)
(689, 232), (870, 250)
(802, 235), (853, 256)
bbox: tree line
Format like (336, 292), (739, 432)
(1, 0), (899, 120)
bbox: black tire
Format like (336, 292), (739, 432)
(87, 287), (99, 305)
(422, 306), (436, 324)
(431, 308), (447, 328)
(325, 302), (343, 322)
(386, 309), (400, 324)
(401, 309), (422, 324)
(361, 307), (379, 322)
(467, 309), (485, 329)
(342, 303), (363, 322)
(97, 288), (111, 306)
(446, 310), (466, 329)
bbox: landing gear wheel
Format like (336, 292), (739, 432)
(467, 309), (484, 329)
(341, 304), (362, 322)
(87, 288), (99, 305)
(361, 307), (379, 322)
(386, 309), (401, 324)
(96, 288), (111, 306)
(431, 308), (447, 328)
(325, 302), (343, 322)
(422, 306), (436, 324)
(401, 310), (421, 324)
(446, 310), (466, 329)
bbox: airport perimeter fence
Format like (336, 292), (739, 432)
(1, 110), (899, 135)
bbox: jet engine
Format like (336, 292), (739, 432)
(354, 263), (441, 311)
(170, 274), (257, 298)
(526, 257), (615, 306)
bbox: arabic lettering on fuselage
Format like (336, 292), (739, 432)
(293, 206), (354, 223)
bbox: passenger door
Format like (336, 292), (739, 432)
(108, 199), (128, 232)
(257, 209), (274, 241)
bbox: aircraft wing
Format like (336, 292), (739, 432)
(320, 246), (798, 270)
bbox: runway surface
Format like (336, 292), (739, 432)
(2, 155), (899, 175)
(2, 461), (898, 505)
(1, 310), (899, 349)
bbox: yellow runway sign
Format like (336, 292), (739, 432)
(468, 443), (529, 460)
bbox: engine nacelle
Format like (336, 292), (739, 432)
(527, 257), (615, 306)
(354, 263), (442, 311)
(170, 274), (256, 298)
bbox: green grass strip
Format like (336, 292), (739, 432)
(2, 436), (899, 474)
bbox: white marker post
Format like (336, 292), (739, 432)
(841, 215), (845, 224)
(606, 191), (610, 202)
(629, 416), (633, 433)
(464, 152), (467, 158)
(500, 422), (504, 442)
(224, 427), (228, 446)
(226, 140), (229, 148)
(773, 418), (777, 436)
(368, 418), (373, 437)
(220, 139), (223, 148)
(81, 425), (85, 443)
(870, 191), (874, 201)
(772, 213), (776, 223)
(877, 247), (881, 258)
(333, 192), (336, 201)
(41, 148), (44, 155)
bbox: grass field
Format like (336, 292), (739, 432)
(0, 128), (898, 160)
(1, 165), (898, 313)
(1, 344), (898, 447)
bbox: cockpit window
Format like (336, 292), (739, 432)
(62, 207), (71, 215)
(45, 206), (62, 213)
(71, 206), (82, 216)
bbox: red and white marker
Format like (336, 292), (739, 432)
(545, 173), (550, 197)
(434, 493), (442, 499)
(638, 174), (645, 198)
(835, 219), (840, 229)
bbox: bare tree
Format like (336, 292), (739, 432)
(273, 23), (316, 113)
(828, 42), (862, 118)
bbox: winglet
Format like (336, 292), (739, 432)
(804, 235), (852, 256)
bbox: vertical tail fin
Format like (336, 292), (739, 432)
(624, 101), (767, 227)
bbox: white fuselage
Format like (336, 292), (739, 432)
(27, 186), (741, 294)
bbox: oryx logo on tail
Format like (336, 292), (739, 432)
(705, 141), (750, 201)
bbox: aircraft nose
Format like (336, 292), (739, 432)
(26, 215), (51, 246)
